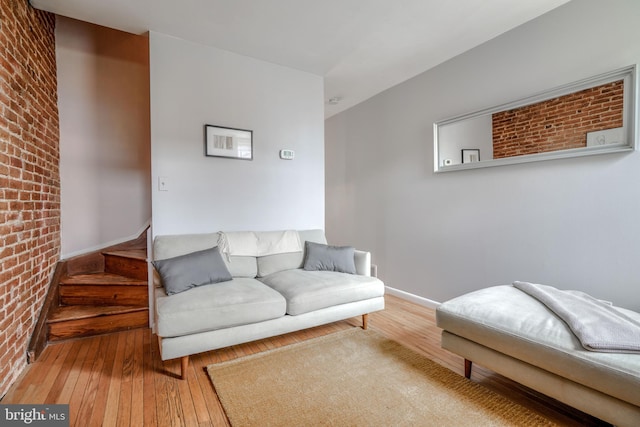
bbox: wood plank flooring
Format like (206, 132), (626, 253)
(2, 295), (609, 426)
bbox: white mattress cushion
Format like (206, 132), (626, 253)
(155, 278), (286, 337)
(436, 285), (640, 407)
(258, 269), (385, 315)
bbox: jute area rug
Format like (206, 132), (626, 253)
(206, 329), (555, 426)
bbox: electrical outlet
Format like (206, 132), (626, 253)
(158, 176), (169, 191)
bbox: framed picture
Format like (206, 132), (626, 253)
(586, 127), (624, 147)
(461, 149), (480, 163)
(205, 124), (253, 160)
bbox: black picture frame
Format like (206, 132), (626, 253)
(204, 124), (253, 160)
(461, 149), (480, 164)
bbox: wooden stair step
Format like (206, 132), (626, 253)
(48, 305), (146, 323)
(103, 250), (148, 281)
(60, 272), (146, 286)
(47, 305), (148, 341)
(103, 249), (147, 260)
(59, 272), (148, 306)
(59, 287), (148, 306)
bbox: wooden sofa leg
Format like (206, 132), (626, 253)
(181, 356), (189, 380)
(464, 359), (472, 379)
(362, 313), (369, 330)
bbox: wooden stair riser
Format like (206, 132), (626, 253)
(59, 285), (148, 306)
(48, 309), (149, 341)
(104, 253), (148, 281)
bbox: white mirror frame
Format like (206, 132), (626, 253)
(434, 65), (638, 173)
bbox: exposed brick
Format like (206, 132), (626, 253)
(493, 81), (624, 158)
(0, 0), (59, 397)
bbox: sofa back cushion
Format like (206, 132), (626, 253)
(256, 229), (327, 277)
(225, 256), (259, 278)
(257, 252), (304, 277)
(153, 229), (328, 279)
(153, 232), (220, 260)
(298, 229), (328, 246)
(152, 232), (257, 278)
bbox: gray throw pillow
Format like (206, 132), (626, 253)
(303, 241), (356, 274)
(152, 246), (232, 295)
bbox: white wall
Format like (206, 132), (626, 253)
(57, 17), (151, 258)
(325, 0), (640, 310)
(149, 33), (324, 237)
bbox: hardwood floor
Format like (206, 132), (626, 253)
(2, 295), (609, 426)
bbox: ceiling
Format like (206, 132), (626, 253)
(31, 0), (570, 118)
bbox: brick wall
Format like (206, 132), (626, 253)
(0, 0), (60, 397)
(492, 80), (624, 158)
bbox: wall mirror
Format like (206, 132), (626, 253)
(434, 65), (637, 172)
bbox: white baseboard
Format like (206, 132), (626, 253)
(61, 218), (152, 260)
(385, 286), (441, 309)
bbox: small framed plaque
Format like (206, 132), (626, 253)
(461, 149), (480, 163)
(205, 125), (253, 160)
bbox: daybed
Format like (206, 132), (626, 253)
(151, 229), (385, 379)
(436, 284), (640, 426)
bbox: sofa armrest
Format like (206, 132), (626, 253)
(354, 250), (372, 276)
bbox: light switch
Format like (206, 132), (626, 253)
(158, 176), (169, 191)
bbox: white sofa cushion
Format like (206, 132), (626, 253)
(225, 256), (258, 278)
(153, 232), (220, 259)
(258, 269), (385, 315)
(257, 252), (304, 277)
(256, 229), (327, 277)
(154, 230), (331, 279)
(298, 229), (328, 244)
(152, 232), (257, 277)
(155, 278), (286, 337)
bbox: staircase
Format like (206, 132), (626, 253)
(27, 231), (151, 361)
(47, 249), (149, 341)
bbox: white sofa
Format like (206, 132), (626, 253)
(152, 229), (385, 379)
(436, 285), (640, 426)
